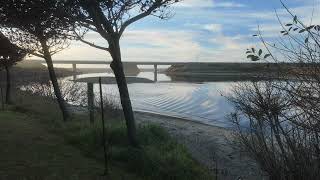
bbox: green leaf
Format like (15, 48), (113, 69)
(285, 23), (292, 26)
(251, 48), (255, 53)
(305, 37), (309, 43)
(293, 15), (298, 23)
(258, 49), (262, 56)
(306, 25), (314, 30)
(252, 56), (260, 61)
(264, 54), (271, 59)
(246, 51), (251, 54)
(247, 55), (260, 61)
(293, 28), (298, 31)
(299, 29), (306, 33)
(247, 55), (255, 59)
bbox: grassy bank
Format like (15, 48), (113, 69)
(0, 111), (104, 180)
(1, 90), (212, 179)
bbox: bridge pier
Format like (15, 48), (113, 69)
(72, 63), (77, 80)
(154, 64), (158, 82)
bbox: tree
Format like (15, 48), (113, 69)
(228, 2), (320, 179)
(73, 0), (181, 146)
(0, 32), (26, 104)
(0, 0), (80, 121)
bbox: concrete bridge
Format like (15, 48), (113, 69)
(33, 60), (204, 123)
(33, 60), (204, 82)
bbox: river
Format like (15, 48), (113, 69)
(74, 72), (239, 128)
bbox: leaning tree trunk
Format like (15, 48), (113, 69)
(5, 66), (11, 104)
(40, 40), (70, 122)
(109, 37), (138, 147)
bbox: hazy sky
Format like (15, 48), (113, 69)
(51, 0), (319, 63)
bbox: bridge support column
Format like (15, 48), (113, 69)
(154, 64), (158, 82)
(72, 63), (77, 80)
(87, 82), (94, 124)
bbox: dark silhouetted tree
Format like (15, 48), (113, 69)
(0, 0), (80, 121)
(73, 0), (181, 146)
(0, 32), (26, 104)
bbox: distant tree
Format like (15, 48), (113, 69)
(0, 0), (80, 121)
(0, 32), (26, 104)
(73, 0), (181, 146)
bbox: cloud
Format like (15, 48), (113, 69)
(121, 30), (202, 61)
(213, 2), (246, 8)
(176, 0), (246, 8)
(53, 29), (202, 62)
(176, 0), (214, 8)
(46, 0), (319, 64)
(203, 24), (222, 32)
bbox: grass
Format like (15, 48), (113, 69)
(1, 90), (213, 180)
(0, 111), (105, 180)
(55, 120), (211, 180)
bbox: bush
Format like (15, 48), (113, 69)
(57, 120), (212, 180)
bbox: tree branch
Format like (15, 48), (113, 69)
(119, 3), (161, 36)
(74, 30), (109, 51)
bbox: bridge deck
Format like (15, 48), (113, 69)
(30, 60), (215, 65)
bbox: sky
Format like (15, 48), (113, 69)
(51, 0), (320, 63)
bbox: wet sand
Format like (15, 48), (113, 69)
(134, 111), (269, 180)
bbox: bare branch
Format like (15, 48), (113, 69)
(73, 30), (109, 51)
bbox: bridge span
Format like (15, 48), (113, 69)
(31, 60), (210, 82)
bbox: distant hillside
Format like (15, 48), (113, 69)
(15, 60), (47, 70)
(165, 62), (307, 82)
(167, 63), (280, 74)
(14, 60), (140, 75)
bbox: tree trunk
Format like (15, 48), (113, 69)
(5, 66), (11, 104)
(40, 40), (70, 122)
(109, 37), (138, 147)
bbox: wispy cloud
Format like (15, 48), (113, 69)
(203, 24), (222, 32)
(176, 0), (246, 8)
(213, 2), (246, 8)
(48, 0), (319, 63)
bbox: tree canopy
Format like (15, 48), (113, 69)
(0, 0), (79, 57)
(0, 32), (26, 67)
(74, 0), (180, 49)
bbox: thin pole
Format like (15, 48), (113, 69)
(154, 64), (158, 82)
(0, 86), (4, 110)
(99, 77), (108, 175)
(72, 63), (77, 80)
(87, 83), (94, 124)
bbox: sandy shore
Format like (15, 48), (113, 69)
(134, 111), (269, 180)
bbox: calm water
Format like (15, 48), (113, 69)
(75, 72), (238, 128)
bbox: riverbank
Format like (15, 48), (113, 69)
(134, 111), (268, 180)
(2, 90), (212, 180)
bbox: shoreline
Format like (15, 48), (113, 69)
(134, 111), (268, 180)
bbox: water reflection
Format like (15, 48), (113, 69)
(71, 72), (238, 128)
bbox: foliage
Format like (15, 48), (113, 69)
(0, 32), (26, 68)
(57, 120), (212, 180)
(0, 0), (80, 56)
(11, 88), (211, 180)
(71, 0), (182, 146)
(73, 0), (181, 46)
(231, 2), (320, 180)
